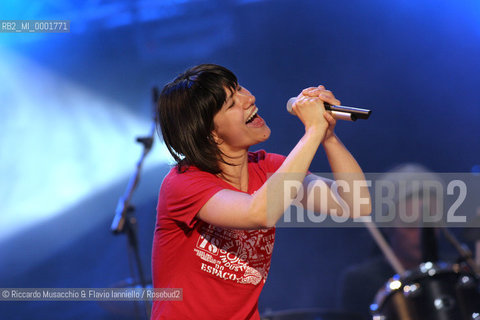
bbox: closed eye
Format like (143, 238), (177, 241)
(227, 88), (239, 108)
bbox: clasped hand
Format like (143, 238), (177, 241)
(291, 85), (341, 143)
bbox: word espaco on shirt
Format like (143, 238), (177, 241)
(194, 223), (275, 285)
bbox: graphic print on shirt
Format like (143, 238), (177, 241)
(194, 223), (275, 285)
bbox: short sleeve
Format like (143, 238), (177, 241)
(158, 169), (226, 228)
(264, 152), (313, 176)
(264, 152), (286, 173)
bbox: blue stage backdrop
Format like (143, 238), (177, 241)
(0, 0), (479, 319)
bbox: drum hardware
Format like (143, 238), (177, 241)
(370, 262), (480, 320)
(363, 217), (480, 320)
(441, 227), (480, 278)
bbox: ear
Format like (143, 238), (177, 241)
(211, 130), (223, 145)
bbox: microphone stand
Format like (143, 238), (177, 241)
(110, 88), (159, 320)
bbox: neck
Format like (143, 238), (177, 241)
(217, 150), (249, 192)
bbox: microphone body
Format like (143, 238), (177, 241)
(286, 97), (371, 121)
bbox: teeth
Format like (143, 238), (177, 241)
(246, 107), (258, 122)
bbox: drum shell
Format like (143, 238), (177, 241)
(371, 262), (480, 320)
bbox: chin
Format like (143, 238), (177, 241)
(260, 126), (271, 141)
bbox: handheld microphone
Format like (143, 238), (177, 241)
(286, 97), (371, 121)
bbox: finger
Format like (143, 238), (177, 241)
(293, 96), (316, 108)
(301, 87), (321, 97)
(295, 96), (325, 113)
(317, 89), (333, 97)
(323, 111), (337, 125)
(319, 92), (341, 106)
(302, 87), (318, 93)
(304, 96), (324, 106)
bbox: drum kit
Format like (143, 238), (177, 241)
(369, 227), (480, 320)
(364, 167), (480, 319)
(261, 225), (480, 320)
(370, 261), (480, 320)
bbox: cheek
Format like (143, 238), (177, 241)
(214, 120), (244, 143)
(215, 113), (245, 133)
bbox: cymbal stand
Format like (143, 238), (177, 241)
(440, 227), (480, 278)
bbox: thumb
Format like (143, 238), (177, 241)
(324, 111), (336, 125)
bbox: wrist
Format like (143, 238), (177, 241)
(305, 125), (326, 142)
(322, 133), (341, 147)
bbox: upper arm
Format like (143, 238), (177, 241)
(197, 189), (266, 229)
(196, 152), (286, 229)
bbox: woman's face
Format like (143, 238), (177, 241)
(212, 85), (270, 154)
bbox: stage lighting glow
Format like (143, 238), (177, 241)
(0, 47), (172, 242)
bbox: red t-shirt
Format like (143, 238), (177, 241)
(151, 150), (285, 320)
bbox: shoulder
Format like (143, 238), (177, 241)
(158, 166), (228, 227)
(161, 166), (227, 198)
(163, 165), (215, 183)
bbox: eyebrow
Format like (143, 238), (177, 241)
(225, 86), (238, 106)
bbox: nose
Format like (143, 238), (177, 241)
(239, 88), (255, 109)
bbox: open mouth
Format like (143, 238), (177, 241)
(245, 107), (258, 124)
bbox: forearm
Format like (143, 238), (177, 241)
(250, 127), (324, 227)
(323, 134), (372, 216)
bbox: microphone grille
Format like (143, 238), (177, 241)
(286, 97), (296, 114)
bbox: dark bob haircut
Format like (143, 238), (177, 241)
(156, 64), (238, 174)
